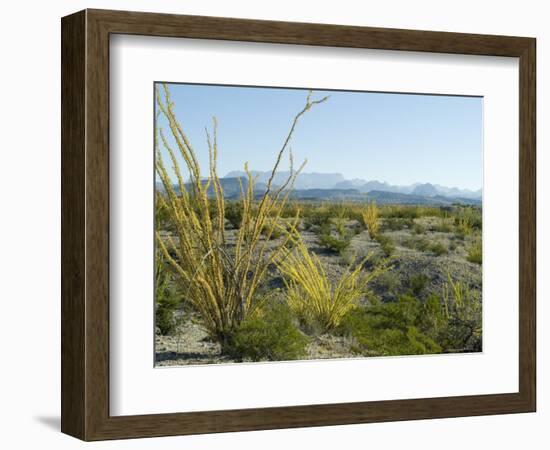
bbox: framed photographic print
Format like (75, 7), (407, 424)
(61, 9), (536, 441)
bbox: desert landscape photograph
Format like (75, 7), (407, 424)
(154, 82), (483, 366)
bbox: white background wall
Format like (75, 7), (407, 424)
(0, 0), (547, 448)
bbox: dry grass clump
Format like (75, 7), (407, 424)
(362, 201), (380, 238)
(454, 207), (481, 235)
(277, 236), (386, 332)
(442, 273), (480, 324)
(466, 238), (482, 264)
(155, 83), (328, 346)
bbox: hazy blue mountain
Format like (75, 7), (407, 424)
(287, 188), (363, 201)
(365, 190), (481, 206)
(156, 177), (267, 199)
(224, 170), (345, 190)
(156, 178), (480, 205)
(156, 171), (481, 205)
(223, 171), (481, 200)
(411, 183), (439, 197)
(285, 189), (480, 205)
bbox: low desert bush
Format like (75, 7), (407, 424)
(402, 237), (447, 256)
(382, 217), (414, 232)
(316, 214), (354, 255)
(440, 273), (482, 352)
(413, 221), (426, 235)
(375, 234), (395, 257)
(380, 205), (445, 220)
(155, 252), (182, 335)
(408, 273), (429, 296)
(380, 205), (419, 219)
(227, 303), (309, 361)
(224, 201), (244, 229)
(260, 219), (283, 240)
(432, 218), (453, 233)
(339, 296), (442, 357)
(339, 272), (482, 355)
(318, 232), (351, 255)
(454, 207), (482, 235)
(429, 242), (448, 256)
(466, 239), (482, 264)
(375, 270), (401, 294)
(402, 236), (430, 252)
(302, 207), (331, 230)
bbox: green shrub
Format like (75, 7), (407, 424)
(380, 205), (445, 220)
(441, 273), (482, 352)
(421, 293), (448, 334)
(375, 270), (400, 294)
(383, 217), (413, 231)
(408, 273), (429, 296)
(466, 239), (482, 264)
(318, 232), (351, 254)
(316, 217), (353, 255)
(339, 297), (441, 356)
(413, 221), (426, 235)
(227, 303), (309, 361)
(224, 201), (243, 229)
(260, 220), (283, 240)
(303, 208), (331, 230)
(432, 218), (453, 233)
(429, 242), (448, 256)
(155, 254), (182, 335)
(340, 273), (482, 356)
(454, 207), (482, 235)
(380, 206), (419, 219)
(375, 234), (395, 257)
(402, 236), (430, 252)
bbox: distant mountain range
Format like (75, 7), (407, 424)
(224, 170), (482, 200)
(155, 171), (481, 206)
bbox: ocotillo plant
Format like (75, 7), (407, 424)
(155, 83), (328, 348)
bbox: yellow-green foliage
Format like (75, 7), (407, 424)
(442, 273), (481, 324)
(333, 204), (348, 236)
(155, 84), (328, 345)
(277, 237), (386, 332)
(440, 273), (482, 352)
(454, 207), (481, 235)
(433, 217), (453, 233)
(362, 201), (380, 238)
(466, 239), (482, 264)
(379, 205), (446, 219)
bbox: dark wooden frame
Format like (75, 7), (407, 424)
(61, 8), (536, 441)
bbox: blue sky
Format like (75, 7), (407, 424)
(156, 83), (482, 190)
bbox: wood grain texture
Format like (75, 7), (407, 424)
(61, 8), (537, 441)
(61, 10), (86, 439)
